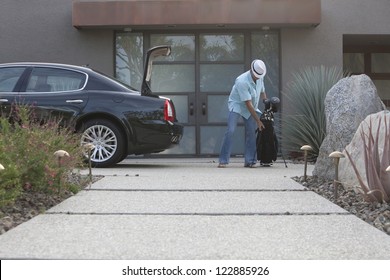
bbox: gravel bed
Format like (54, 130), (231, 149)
(293, 176), (390, 236)
(0, 173), (103, 235)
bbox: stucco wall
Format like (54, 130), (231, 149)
(2, 0), (390, 89)
(280, 0), (390, 95)
(0, 0), (114, 75)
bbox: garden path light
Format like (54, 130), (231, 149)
(53, 150), (70, 193)
(83, 143), (96, 188)
(53, 150), (70, 167)
(329, 151), (345, 199)
(300, 145), (312, 181)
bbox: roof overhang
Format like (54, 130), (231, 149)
(72, 0), (321, 30)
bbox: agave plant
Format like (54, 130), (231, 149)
(281, 65), (347, 159)
(345, 114), (390, 202)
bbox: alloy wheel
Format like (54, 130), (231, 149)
(81, 124), (118, 163)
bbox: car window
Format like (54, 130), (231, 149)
(0, 67), (26, 92)
(92, 69), (138, 92)
(26, 67), (87, 92)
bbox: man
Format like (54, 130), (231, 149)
(218, 59), (267, 168)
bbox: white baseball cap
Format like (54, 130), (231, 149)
(251, 59), (267, 79)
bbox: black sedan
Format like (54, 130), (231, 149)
(0, 46), (183, 167)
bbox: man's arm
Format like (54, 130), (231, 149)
(260, 91), (267, 101)
(245, 100), (265, 131)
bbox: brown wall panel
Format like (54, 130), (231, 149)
(73, 0), (321, 28)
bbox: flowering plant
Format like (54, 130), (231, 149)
(0, 104), (85, 207)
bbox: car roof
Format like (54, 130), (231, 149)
(0, 62), (143, 93)
(0, 62), (91, 72)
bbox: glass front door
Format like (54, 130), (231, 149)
(115, 31), (279, 156)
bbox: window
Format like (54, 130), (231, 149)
(251, 32), (280, 103)
(26, 67), (86, 92)
(150, 34), (196, 93)
(372, 53), (390, 73)
(200, 34), (244, 93)
(0, 67), (25, 92)
(343, 53), (364, 73)
(343, 35), (390, 107)
(115, 33), (144, 90)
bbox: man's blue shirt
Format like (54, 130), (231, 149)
(228, 70), (265, 119)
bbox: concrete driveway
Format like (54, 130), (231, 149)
(0, 158), (390, 260)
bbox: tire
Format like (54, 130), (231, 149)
(80, 119), (125, 167)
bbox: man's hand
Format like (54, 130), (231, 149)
(245, 100), (265, 131)
(257, 119), (265, 131)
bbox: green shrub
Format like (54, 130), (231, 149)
(281, 65), (347, 159)
(0, 104), (85, 207)
(0, 163), (21, 207)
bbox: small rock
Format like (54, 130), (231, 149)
(0, 216), (14, 231)
(384, 223), (390, 234)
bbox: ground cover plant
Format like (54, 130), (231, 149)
(0, 104), (86, 208)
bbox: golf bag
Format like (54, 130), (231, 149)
(256, 97), (280, 166)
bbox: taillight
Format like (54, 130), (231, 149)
(164, 99), (175, 122)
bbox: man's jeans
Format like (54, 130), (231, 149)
(219, 111), (257, 165)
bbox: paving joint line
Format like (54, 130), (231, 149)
(46, 212), (352, 216)
(84, 189), (310, 192)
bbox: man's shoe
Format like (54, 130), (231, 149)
(218, 163), (227, 168)
(244, 163), (257, 168)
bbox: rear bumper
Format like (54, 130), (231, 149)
(130, 121), (184, 155)
(169, 122), (184, 144)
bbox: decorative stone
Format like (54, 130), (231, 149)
(313, 74), (386, 180)
(339, 110), (390, 190)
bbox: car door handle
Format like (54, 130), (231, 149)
(0, 99), (9, 103)
(66, 99), (83, 104)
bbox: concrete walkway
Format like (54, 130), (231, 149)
(0, 158), (390, 259)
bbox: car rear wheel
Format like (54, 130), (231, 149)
(80, 119), (125, 167)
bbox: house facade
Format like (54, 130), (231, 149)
(1, 0), (390, 156)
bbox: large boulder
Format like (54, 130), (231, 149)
(339, 110), (390, 190)
(313, 74), (385, 180)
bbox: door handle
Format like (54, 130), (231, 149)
(202, 102), (206, 115)
(66, 99), (83, 104)
(189, 102), (194, 116)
